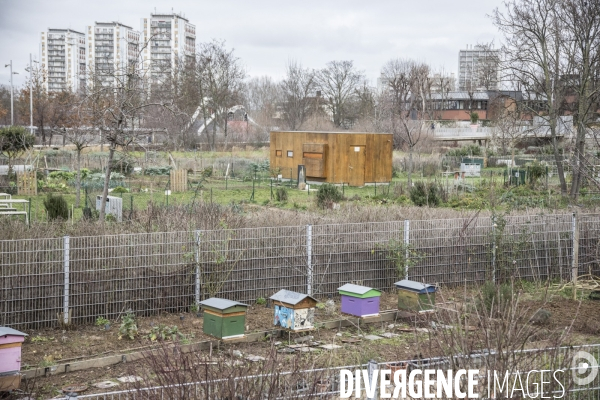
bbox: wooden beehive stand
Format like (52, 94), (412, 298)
(17, 171), (37, 196)
(170, 169), (188, 192)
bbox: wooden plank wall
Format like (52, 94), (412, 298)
(170, 169), (188, 192)
(17, 171), (37, 196)
(270, 131), (393, 186)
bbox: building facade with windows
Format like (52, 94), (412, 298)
(140, 12), (196, 84)
(458, 44), (500, 92)
(85, 22), (141, 87)
(39, 29), (86, 92)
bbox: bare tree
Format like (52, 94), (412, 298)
(82, 41), (176, 221)
(491, 0), (569, 194)
(349, 79), (376, 129)
(16, 65), (73, 147)
(196, 40), (246, 150)
(315, 60), (364, 128)
(380, 59), (432, 186)
(279, 61), (316, 130)
(144, 55), (199, 149)
(559, 0), (600, 200)
(489, 95), (528, 164)
(475, 42), (501, 91)
(244, 76), (281, 141)
(429, 69), (455, 119)
(63, 99), (95, 208)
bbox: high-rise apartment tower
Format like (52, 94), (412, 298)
(39, 29), (86, 92)
(458, 44), (500, 91)
(85, 22), (141, 87)
(140, 12), (196, 84)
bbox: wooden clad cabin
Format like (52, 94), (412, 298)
(270, 131), (393, 187)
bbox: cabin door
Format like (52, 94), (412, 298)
(348, 146), (365, 186)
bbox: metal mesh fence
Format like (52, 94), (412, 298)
(68, 232), (196, 325)
(1, 213), (599, 329)
(0, 237), (63, 327)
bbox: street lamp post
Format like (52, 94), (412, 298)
(4, 60), (19, 126)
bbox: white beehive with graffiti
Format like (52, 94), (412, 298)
(269, 289), (318, 331)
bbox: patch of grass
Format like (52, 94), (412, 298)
(380, 335), (409, 346)
(556, 285), (589, 301)
(31, 335), (53, 343)
(95, 316), (110, 326)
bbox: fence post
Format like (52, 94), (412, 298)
(491, 216), (496, 284)
(307, 225), (312, 295)
(63, 235), (70, 325)
(195, 230), (201, 304)
(572, 212), (579, 300)
(367, 359), (378, 400)
(404, 220), (410, 279)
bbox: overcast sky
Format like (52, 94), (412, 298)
(0, 0), (502, 89)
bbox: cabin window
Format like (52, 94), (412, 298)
(354, 147), (360, 152)
(303, 152), (323, 159)
(275, 150), (282, 157)
(287, 151), (293, 157)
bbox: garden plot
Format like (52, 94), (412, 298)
(20, 292), (400, 368)
(15, 288), (600, 398)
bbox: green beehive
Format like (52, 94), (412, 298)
(394, 280), (437, 312)
(198, 298), (248, 339)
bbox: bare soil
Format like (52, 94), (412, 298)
(21, 292), (401, 368)
(14, 291), (600, 399)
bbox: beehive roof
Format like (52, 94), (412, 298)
(269, 289), (317, 305)
(198, 298), (248, 311)
(339, 284), (382, 299)
(0, 327), (27, 337)
(394, 280), (437, 293)
(338, 283), (372, 294)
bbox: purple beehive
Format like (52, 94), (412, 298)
(338, 284), (382, 317)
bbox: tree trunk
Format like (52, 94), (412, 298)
(75, 148), (82, 208)
(407, 146), (413, 188)
(570, 74), (591, 201)
(211, 111), (218, 151)
(99, 144), (115, 221)
(551, 133), (567, 195)
(511, 145), (515, 166)
(570, 124), (586, 201)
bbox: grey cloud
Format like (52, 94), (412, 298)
(0, 0), (501, 87)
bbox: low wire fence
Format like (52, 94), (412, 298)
(54, 343), (600, 399)
(1, 213), (599, 329)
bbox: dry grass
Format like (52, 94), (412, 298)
(0, 199), (580, 241)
